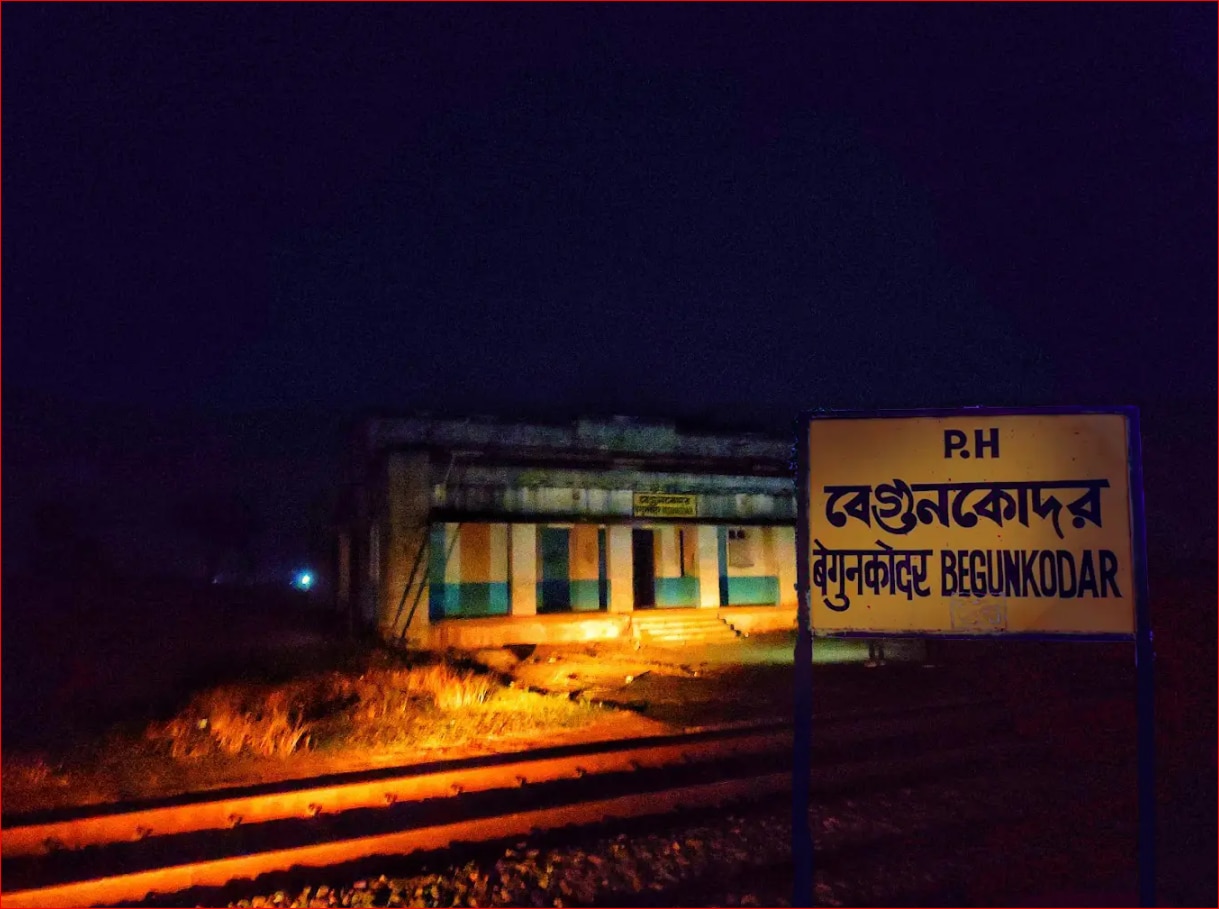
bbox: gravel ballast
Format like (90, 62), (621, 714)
(197, 758), (1135, 909)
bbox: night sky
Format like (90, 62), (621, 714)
(3, 4), (1215, 580)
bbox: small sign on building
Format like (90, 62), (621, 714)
(633, 492), (698, 518)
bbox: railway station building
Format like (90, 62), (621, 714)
(338, 415), (798, 648)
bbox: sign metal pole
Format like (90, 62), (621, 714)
(1127, 409), (1156, 907)
(792, 423), (814, 907)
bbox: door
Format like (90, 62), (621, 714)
(632, 528), (655, 608)
(539, 527), (571, 613)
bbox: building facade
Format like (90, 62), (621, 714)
(338, 415), (799, 648)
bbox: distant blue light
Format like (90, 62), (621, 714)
(294, 571), (314, 591)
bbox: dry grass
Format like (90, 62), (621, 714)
(142, 652), (589, 760)
(3, 754), (59, 788)
(2, 648), (613, 815)
(335, 662), (493, 718)
(146, 683), (314, 759)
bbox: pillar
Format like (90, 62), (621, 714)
(608, 525), (634, 612)
(697, 524), (721, 607)
(656, 526), (680, 577)
(510, 524), (537, 615)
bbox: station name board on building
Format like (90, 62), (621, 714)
(802, 410), (1138, 636)
(633, 492), (698, 518)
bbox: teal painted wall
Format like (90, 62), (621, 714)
(725, 575), (780, 605)
(567, 579), (609, 612)
(654, 576), (700, 607)
(427, 525), (450, 621)
(430, 582), (511, 618)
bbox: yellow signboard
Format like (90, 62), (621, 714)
(633, 492), (698, 518)
(803, 410), (1137, 636)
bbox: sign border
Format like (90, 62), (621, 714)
(796, 404), (1145, 643)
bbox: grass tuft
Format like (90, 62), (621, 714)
(146, 682), (315, 759)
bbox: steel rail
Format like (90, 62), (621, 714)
(1, 728), (789, 858)
(0, 738), (1038, 909)
(3, 698), (998, 858)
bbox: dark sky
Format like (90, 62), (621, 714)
(3, 4), (1215, 578)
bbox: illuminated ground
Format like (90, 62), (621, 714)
(0, 653), (667, 815)
(6, 617), (1214, 907)
(4, 562), (1213, 905)
(0, 630), (926, 816)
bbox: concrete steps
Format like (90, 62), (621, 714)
(630, 610), (742, 646)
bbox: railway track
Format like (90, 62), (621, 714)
(1, 698), (1034, 908)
